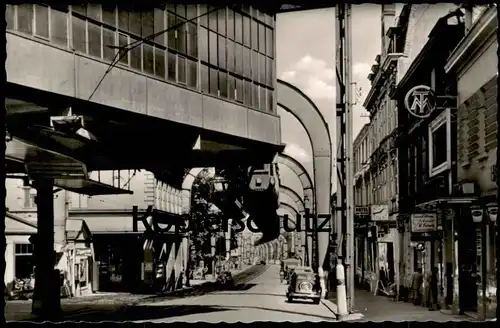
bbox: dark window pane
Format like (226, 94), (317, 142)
(35, 5), (49, 38)
(142, 10), (154, 38)
(432, 125), (447, 167)
(178, 56), (186, 84)
(208, 6), (217, 31)
(199, 4), (208, 27)
(143, 43), (154, 75)
(251, 19), (258, 50)
(218, 36), (226, 70)
(201, 64), (209, 93)
(236, 78), (243, 103)
(267, 88), (274, 112)
(167, 13), (177, 50)
(266, 57), (274, 86)
(177, 24), (187, 54)
(72, 4), (86, 16)
(187, 22), (198, 58)
(87, 4), (101, 21)
(253, 83), (259, 108)
(227, 9), (234, 40)
(88, 22), (102, 58)
(6, 5), (15, 30)
(51, 8), (68, 47)
(209, 31), (218, 66)
(118, 33), (129, 64)
(235, 43), (243, 76)
(154, 8), (165, 45)
(18, 4), (33, 34)
(219, 71), (228, 98)
(252, 51), (258, 81)
(167, 4), (175, 13)
(241, 5), (250, 14)
(260, 86), (266, 110)
(266, 13), (274, 27)
(259, 53), (266, 83)
(243, 16), (251, 47)
(235, 12), (242, 43)
(102, 4), (116, 27)
(217, 8), (226, 36)
(168, 51), (176, 82)
(258, 10), (265, 23)
(228, 75), (236, 100)
(118, 7), (129, 31)
(244, 80), (252, 106)
(243, 47), (251, 79)
(130, 37), (142, 70)
(155, 47), (165, 79)
(72, 16), (87, 53)
(199, 27), (209, 63)
(186, 5), (197, 20)
(258, 23), (265, 53)
(103, 27), (116, 61)
(227, 40), (235, 73)
(209, 68), (218, 96)
(266, 27), (273, 57)
(187, 59), (197, 89)
(176, 4), (186, 18)
(129, 12), (141, 36)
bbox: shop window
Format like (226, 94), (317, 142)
(251, 19), (258, 50)
(227, 9), (234, 40)
(186, 58), (197, 89)
(226, 40), (235, 73)
(154, 47), (165, 79)
(87, 22), (102, 58)
(118, 33), (129, 65)
(218, 71), (228, 98)
(200, 64), (209, 93)
(209, 30), (218, 66)
(129, 36), (142, 71)
(143, 43), (154, 76)
(187, 22), (198, 58)
(199, 27), (209, 63)
(209, 67), (218, 96)
(235, 43), (243, 76)
(234, 12), (243, 43)
(218, 35), (226, 70)
(167, 51), (176, 82)
(51, 7), (68, 47)
(228, 74), (236, 100)
(258, 23), (265, 54)
(428, 108), (451, 177)
(178, 56), (186, 84)
(15, 243), (34, 280)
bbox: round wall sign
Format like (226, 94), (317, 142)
(404, 85), (436, 118)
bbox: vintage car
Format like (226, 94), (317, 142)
(282, 258), (300, 282)
(286, 269), (321, 304)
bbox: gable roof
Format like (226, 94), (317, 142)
(66, 219), (92, 241)
(5, 212), (37, 234)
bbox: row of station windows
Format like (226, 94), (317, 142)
(6, 4), (276, 113)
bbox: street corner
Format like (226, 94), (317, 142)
(320, 299), (365, 321)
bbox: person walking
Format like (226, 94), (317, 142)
(411, 268), (424, 305)
(428, 266), (440, 311)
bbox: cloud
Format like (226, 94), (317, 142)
(353, 62), (372, 78)
(283, 143), (312, 163)
(280, 55), (335, 101)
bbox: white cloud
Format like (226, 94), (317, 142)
(280, 55), (335, 101)
(283, 143), (312, 163)
(353, 62), (371, 78)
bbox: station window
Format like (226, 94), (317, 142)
(201, 64), (210, 93)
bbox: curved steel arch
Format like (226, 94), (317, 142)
(280, 186), (305, 215)
(277, 79), (332, 278)
(278, 153), (314, 210)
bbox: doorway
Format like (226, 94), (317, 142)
(457, 212), (478, 313)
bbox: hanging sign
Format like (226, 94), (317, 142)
(410, 213), (437, 233)
(404, 85), (436, 118)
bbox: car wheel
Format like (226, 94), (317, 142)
(313, 299), (320, 305)
(288, 296), (293, 303)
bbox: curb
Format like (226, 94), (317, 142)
(320, 299), (365, 321)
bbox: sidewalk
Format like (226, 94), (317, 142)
(326, 289), (474, 322)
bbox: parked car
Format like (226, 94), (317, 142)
(260, 260), (266, 265)
(286, 270), (321, 304)
(216, 271), (234, 288)
(282, 258), (300, 282)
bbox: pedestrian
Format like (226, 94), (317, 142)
(411, 268), (423, 305)
(428, 266), (440, 311)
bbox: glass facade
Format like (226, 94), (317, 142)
(6, 4), (276, 113)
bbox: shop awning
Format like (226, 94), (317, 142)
(415, 197), (478, 211)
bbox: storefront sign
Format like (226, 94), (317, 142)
(404, 85), (436, 118)
(371, 204), (389, 221)
(75, 249), (92, 257)
(410, 213), (437, 233)
(355, 206), (370, 217)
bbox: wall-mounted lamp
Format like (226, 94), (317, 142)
(486, 203), (498, 223)
(470, 205), (484, 223)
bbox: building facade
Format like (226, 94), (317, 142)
(444, 5), (497, 319)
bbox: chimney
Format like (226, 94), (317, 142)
(381, 4), (396, 57)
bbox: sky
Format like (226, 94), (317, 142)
(275, 4), (403, 200)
